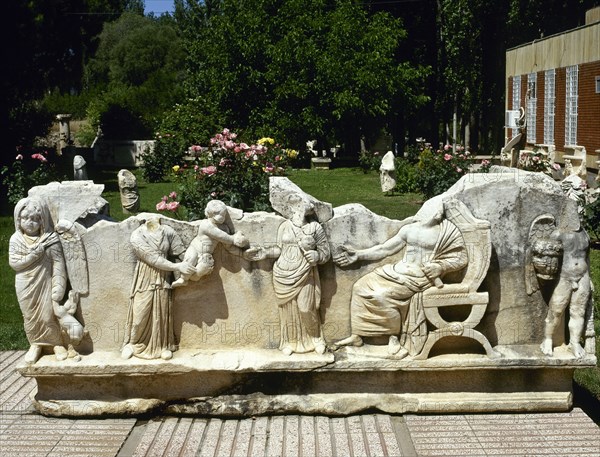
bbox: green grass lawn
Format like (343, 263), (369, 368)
(1, 167), (598, 400)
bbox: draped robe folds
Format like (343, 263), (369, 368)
(9, 232), (67, 347)
(273, 220), (330, 353)
(125, 224), (185, 359)
(350, 219), (467, 355)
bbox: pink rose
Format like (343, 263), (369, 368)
(240, 143), (249, 150)
(201, 166), (217, 176)
(444, 144), (450, 151)
(194, 165), (199, 171)
(224, 140), (235, 149)
(275, 155), (280, 161)
(456, 167), (462, 173)
(169, 191), (177, 199)
(444, 153), (452, 161)
(191, 145), (202, 153)
(234, 146), (241, 153)
(552, 163), (561, 171)
(31, 153), (47, 163)
(162, 195), (168, 202)
(265, 163), (274, 172)
(166, 201), (180, 212)
(156, 201), (168, 211)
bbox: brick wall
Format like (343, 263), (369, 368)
(578, 61), (600, 153)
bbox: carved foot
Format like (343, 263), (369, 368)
(121, 345), (134, 360)
(388, 337), (409, 359)
(569, 342), (586, 359)
(54, 345), (68, 361)
(171, 278), (187, 288)
(161, 349), (173, 360)
(313, 337), (326, 355)
(67, 344), (81, 362)
(540, 339), (554, 356)
(24, 344), (42, 365)
(281, 346), (293, 356)
(331, 334), (363, 351)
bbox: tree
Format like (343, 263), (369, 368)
(85, 12), (185, 138)
(179, 0), (428, 153)
(0, 0), (134, 164)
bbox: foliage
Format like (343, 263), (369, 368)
(415, 144), (473, 199)
(517, 149), (556, 175)
(41, 90), (90, 119)
(1, 149), (65, 206)
(583, 192), (600, 242)
(141, 97), (220, 182)
(4, 100), (54, 157)
(84, 12), (185, 139)
(1, 0), (133, 165)
(174, 129), (292, 220)
(358, 151), (383, 174)
(394, 158), (419, 194)
(179, 0), (428, 153)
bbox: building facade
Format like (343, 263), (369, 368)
(505, 7), (600, 172)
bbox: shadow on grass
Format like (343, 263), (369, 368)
(573, 380), (600, 425)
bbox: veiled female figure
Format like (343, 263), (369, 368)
(122, 217), (194, 360)
(249, 194), (330, 355)
(9, 197), (67, 364)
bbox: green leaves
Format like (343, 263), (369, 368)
(181, 0), (425, 151)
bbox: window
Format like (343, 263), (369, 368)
(596, 76), (600, 94)
(527, 73), (537, 143)
(512, 75), (521, 138)
(544, 69), (555, 145)
(565, 65), (578, 146)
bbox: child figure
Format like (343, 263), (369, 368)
(172, 200), (249, 288)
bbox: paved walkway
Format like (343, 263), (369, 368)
(1, 350), (599, 456)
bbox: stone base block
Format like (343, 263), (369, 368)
(19, 346), (594, 417)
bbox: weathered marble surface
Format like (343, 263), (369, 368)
(16, 171), (597, 416)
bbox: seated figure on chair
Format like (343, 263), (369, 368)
(333, 203), (468, 358)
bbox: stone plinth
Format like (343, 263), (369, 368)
(311, 157), (332, 169)
(20, 345), (588, 417)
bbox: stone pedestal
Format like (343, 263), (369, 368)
(311, 157), (332, 169)
(20, 346), (585, 417)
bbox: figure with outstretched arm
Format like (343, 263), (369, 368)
(245, 193), (330, 355)
(333, 205), (467, 358)
(122, 216), (196, 360)
(172, 200), (248, 288)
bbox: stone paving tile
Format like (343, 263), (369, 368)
(177, 418), (207, 456)
(315, 416), (334, 457)
(231, 418), (253, 456)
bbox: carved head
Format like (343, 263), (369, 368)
(205, 200), (228, 224)
(531, 238), (563, 280)
(14, 197), (53, 236)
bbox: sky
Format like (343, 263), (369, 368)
(144, 0), (175, 16)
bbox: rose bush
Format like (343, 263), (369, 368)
(1, 148), (65, 205)
(174, 129), (293, 220)
(414, 144), (473, 198)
